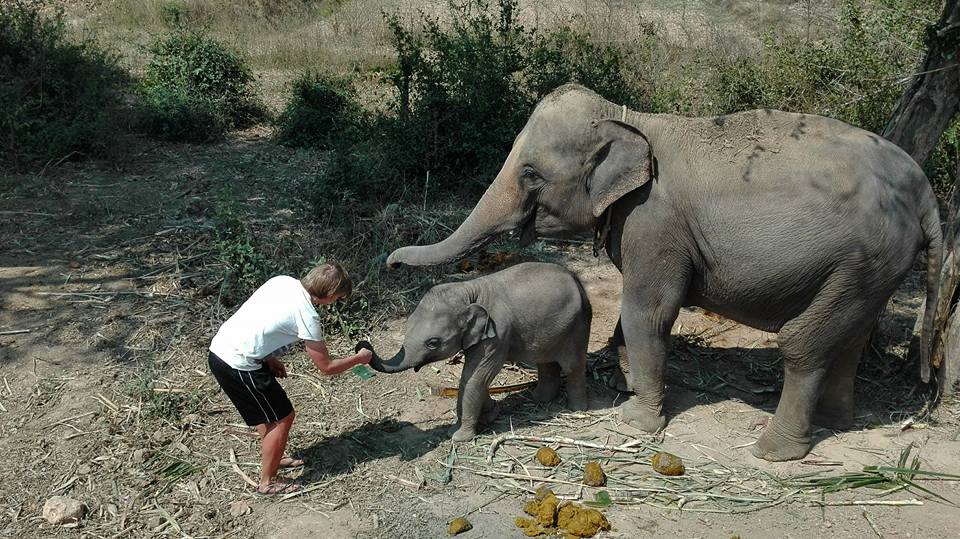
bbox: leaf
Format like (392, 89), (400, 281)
(583, 490), (611, 508)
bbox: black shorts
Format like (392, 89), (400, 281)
(208, 351), (293, 426)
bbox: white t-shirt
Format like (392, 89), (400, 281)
(210, 276), (323, 371)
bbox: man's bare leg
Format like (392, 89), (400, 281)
(254, 410), (297, 491)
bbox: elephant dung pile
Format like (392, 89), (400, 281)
(581, 461), (606, 486)
(446, 517), (472, 535)
(650, 451), (685, 476)
(515, 486), (611, 538)
(536, 447), (561, 467)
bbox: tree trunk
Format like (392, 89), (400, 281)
(882, 0), (960, 167)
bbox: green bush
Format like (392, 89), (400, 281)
(134, 84), (222, 142)
(703, 0), (930, 134)
(295, 0), (641, 219)
(213, 194), (273, 305)
(275, 72), (364, 149)
(136, 25), (262, 140)
(0, 0), (128, 169)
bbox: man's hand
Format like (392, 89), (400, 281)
(264, 357), (287, 378)
(356, 347), (373, 364)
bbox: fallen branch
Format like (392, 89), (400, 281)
(813, 499), (923, 507)
(0, 329), (30, 336)
(444, 463), (584, 488)
(229, 449), (258, 488)
(487, 434), (641, 464)
(280, 477), (340, 501)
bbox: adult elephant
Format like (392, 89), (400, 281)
(386, 84), (942, 461)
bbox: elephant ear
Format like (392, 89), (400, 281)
(459, 304), (497, 350)
(586, 119), (654, 218)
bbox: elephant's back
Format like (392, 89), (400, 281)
(485, 262), (590, 335)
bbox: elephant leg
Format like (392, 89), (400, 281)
(451, 343), (505, 442)
(619, 278), (685, 434)
(558, 319), (590, 411)
(813, 334), (867, 430)
(750, 364), (827, 462)
(480, 395), (500, 425)
(531, 362), (562, 402)
(752, 287), (880, 461)
(605, 317), (633, 392)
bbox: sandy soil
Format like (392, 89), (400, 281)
(1, 135), (958, 539)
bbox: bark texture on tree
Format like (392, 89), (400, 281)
(882, 0), (960, 167)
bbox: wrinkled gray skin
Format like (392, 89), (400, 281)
(386, 84), (943, 461)
(368, 262), (591, 442)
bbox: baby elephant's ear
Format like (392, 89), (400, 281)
(459, 304), (497, 350)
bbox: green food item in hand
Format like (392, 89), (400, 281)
(351, 365), (375, 380)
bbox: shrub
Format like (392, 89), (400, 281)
(275, 72), (364, 149)
(136, 25), (262, 140)
(0, 0), (128, 169)
(134, 84), (222, 142)
(213, 194), (273, 305)
(293, 0), (642, 218)
(703, 0), (931, 134)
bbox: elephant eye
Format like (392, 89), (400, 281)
(521, 166), (544, 187)
(425, 338), (441, 349)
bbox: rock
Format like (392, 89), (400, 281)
(582, 461), (606, 487)
(557, 503), (611, 538)
(651, 452), (685, 476)
(228, 500), (252, 518)
(447, 517), (472, 535)
(535, 447), (561, 467)
(77, 464), (92, 475)
(105, 503), (119, 519)
(42, 496), (85, 525)
(132, 448), (151, 464)
(147, 515), (164, 530)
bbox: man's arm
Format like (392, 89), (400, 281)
(305, 340), (372, 376)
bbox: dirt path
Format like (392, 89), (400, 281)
(1, 137), (958, 539)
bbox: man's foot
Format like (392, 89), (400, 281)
(256, 479), (302, 495)
(279, 455), (305, 468)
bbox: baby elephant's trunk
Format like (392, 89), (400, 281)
(358, 341), (408, 373)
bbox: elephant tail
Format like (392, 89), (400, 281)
(919, 192), (943, 384)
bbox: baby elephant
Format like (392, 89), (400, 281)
(365, 262), (591, 441)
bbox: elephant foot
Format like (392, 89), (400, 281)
(750, 424), (811, 462)
(607, 345), (632, 393)
(531, 380), (561, 403)
(450, 424), (478, 442)
(480, 400), (500, 425)
(812, 406), (854, 431)
(620, 398), (666, 433)
(566, 392), (589, 412)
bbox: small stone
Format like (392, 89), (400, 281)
(77, 463), (92, 475)
(147, 515), (164, 529)
(447, 517), (472, 535)
(132, 448), (151, 464)
(105, 503), (119, 518)
(228, 500), (252, 518)
(582, 461), (606, 487)
(69, 261), (81, 269)
(651, 451), (685, 476)
(42, 496), (85, 525)
(536, 447), (561, 467)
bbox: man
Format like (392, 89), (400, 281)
(208, 262), (372, 494)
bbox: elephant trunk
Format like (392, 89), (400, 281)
(367, 346), (408, 373)
(386, 158), (526, 268)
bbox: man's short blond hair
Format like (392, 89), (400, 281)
(301, 262), (352, 299)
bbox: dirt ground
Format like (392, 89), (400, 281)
(2, 134), (959, 539)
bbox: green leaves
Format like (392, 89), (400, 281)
(583, 490), (612, 508)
